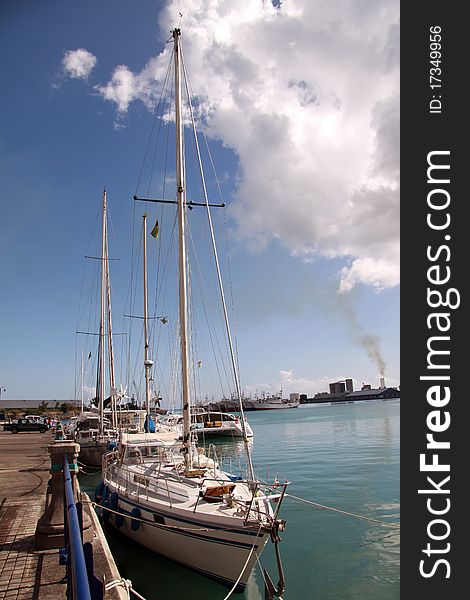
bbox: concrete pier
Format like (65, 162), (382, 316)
(0, 430), (127, 599)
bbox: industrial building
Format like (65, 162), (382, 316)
(299, 378), (400, 404)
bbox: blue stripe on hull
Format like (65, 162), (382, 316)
(110, 493), (261, 550)
(105, 484), (265, 540)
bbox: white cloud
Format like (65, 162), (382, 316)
(62, 49), (97, 79)
(339, 256), (399, 293)
(92, 0), (400, 292)
(95, 65), (137, 113)
(94, 56), (169, 113)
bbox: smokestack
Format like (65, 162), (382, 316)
(379, 377), (385, 389)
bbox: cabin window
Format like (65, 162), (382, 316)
(127, 448), (143, 464)
(153, 514), (165, 525)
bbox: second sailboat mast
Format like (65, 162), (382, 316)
(173, 28), (191, 467)
(142, 214), (152, 418)
(99, 190), (107, 436)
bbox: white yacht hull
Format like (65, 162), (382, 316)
(193, 424), (253, 437)
(161, 412), (254, 439)
(102, 484), (269, 588)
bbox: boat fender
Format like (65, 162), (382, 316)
(109, 492), (119, 511)
(101, 485), (109, 505)
(131, 507), (141, 531)
(109, 492), (124, 527)
(95, 481), (105, 503)
(107, 441), (117, 451)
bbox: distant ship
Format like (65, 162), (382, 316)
(241, 391), (299, 411)
(242, 388), (300, 410)
(209, 389), (299, 412)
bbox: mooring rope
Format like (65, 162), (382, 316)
(91, 497), (271, 599)
(105, 577), (147, 600)
(222, 525), (263, 600)
(285, 493), (400, 529)
(77, 461), (101, 475)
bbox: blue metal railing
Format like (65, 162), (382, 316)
(63, 455), (93, 600)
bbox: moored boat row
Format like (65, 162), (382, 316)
(71, 27), (289, 596)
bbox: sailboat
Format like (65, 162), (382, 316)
(101, 29), (289, 595)
(75, 190), (119, 468)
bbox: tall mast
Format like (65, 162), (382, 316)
(173, 28), (192, 468)
(80, 349), (84, 414)
(105, 225), (116, 429)
(99, 189), (107, 436)
(142, 214), (152, 419)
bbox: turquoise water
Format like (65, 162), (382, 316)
(79, 400), (400, 599)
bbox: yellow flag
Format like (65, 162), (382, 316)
(151, 218), (159, 239)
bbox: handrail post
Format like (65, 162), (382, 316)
(35, 441), (91, 549)
(64, 454), (93, 600)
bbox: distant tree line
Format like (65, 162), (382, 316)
(1, 400), (76, 419)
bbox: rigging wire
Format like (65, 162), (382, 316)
(183, 57), (232, 397)
(128, 222), (146, 405)
(149, 101), (173, 340)
(222, 208), (242, 389)
(183, 60), (243, 386)
(186, 221), (230, 398)
(151, 211), (179, 407)
(285, 493), (400, 529)
(130, 46), (177, 409)
(146, 58), (173, 198)
(124, 200), (138, 396)
(181, 41), (255, 481)
(127, 50), (173, 402)
(134, 49), (174, 197)
(105, 196), (127, 393)
(74, 200), (106, 403)
(180, 51), (239, 394)
(182, 78), (236, 399)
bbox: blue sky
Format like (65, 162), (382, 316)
(0, 0), (399, 402)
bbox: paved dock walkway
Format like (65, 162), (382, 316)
(0, 431), (67, 599)
(0, 497), (63, 599)
(0, 430), (128, 600)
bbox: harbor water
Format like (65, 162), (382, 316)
(79, 399), (400, 599)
